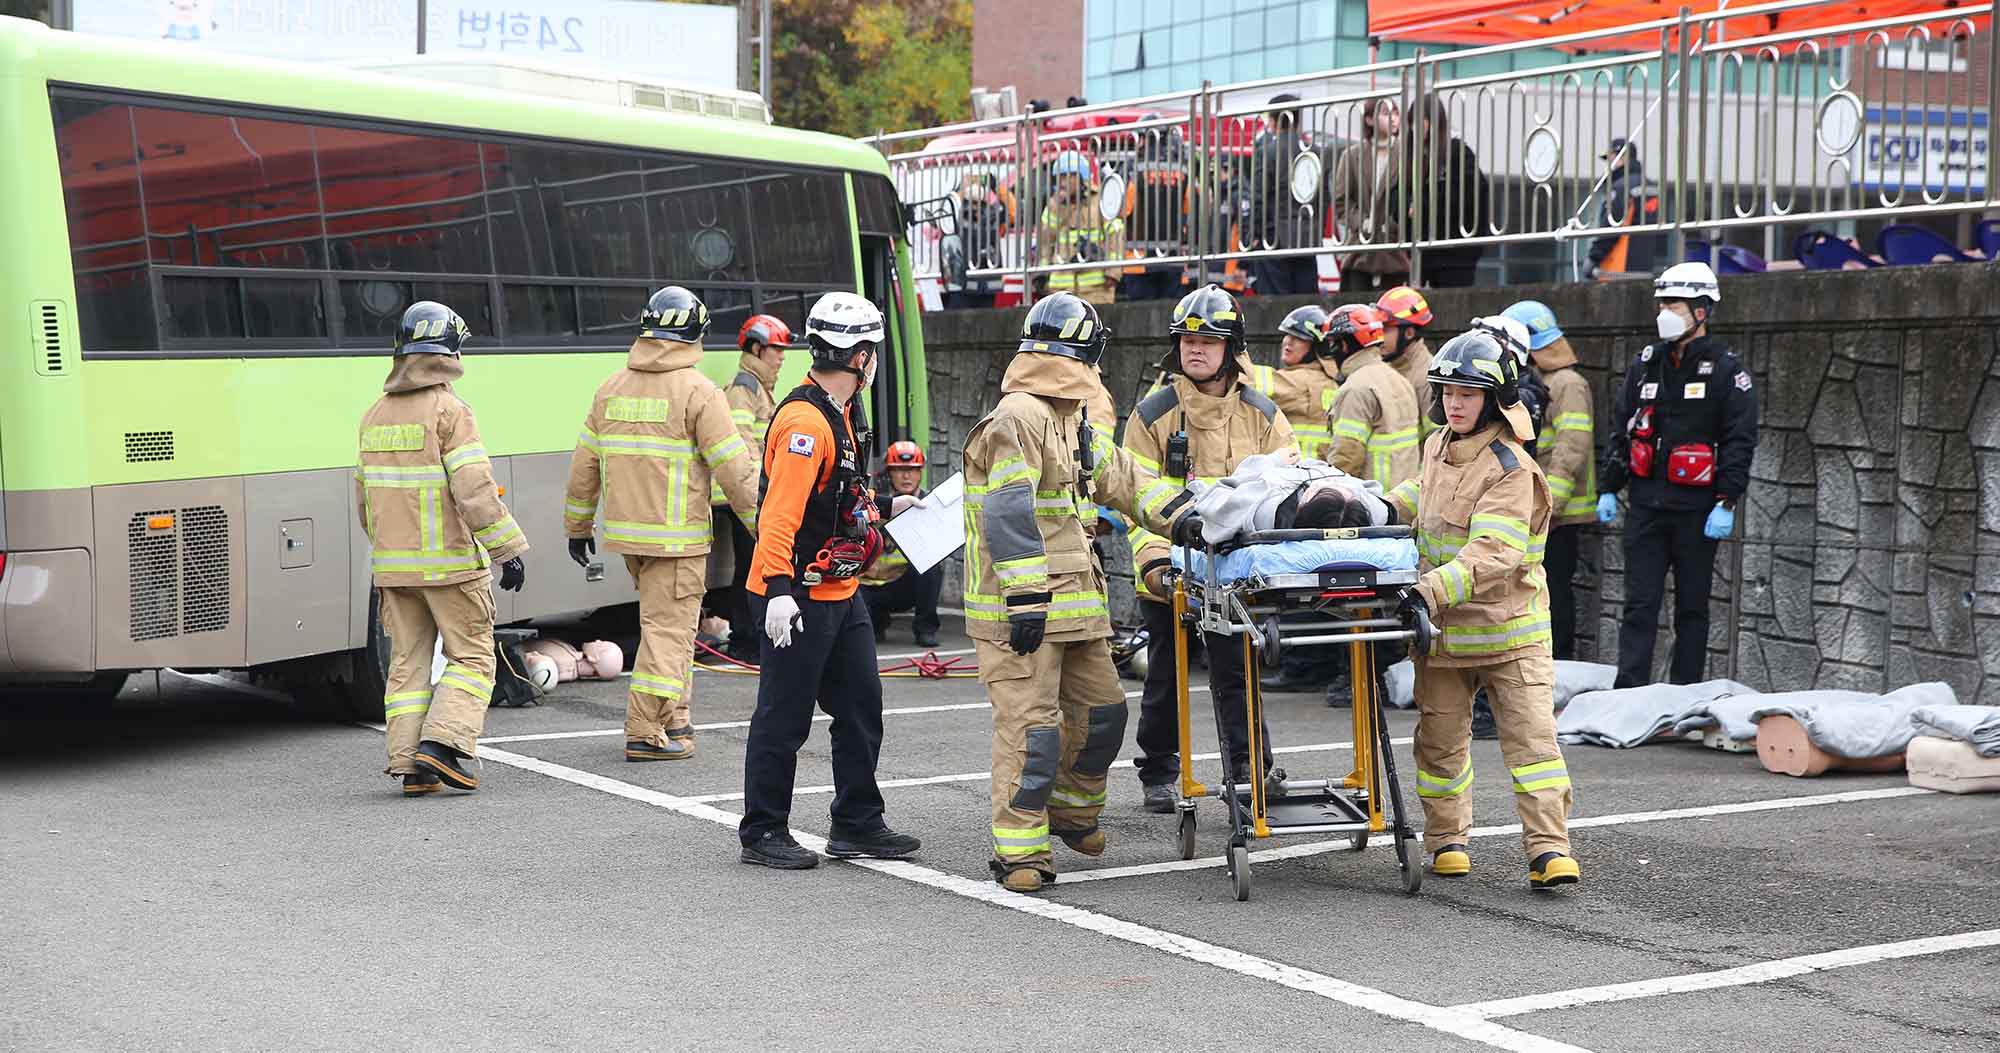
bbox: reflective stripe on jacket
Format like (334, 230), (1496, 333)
(564, 338), (760, 558)
(1534, 360), (1598, 526)
(1328, 349), (1422, 490)
(1386, 422), (1554, 666)
(711, 351), (778, 508)
(356, 372), (527, 588)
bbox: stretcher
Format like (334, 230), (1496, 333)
(1167, 526), (1428, 901)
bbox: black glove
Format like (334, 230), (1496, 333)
(567, 537), (595, 568)
(1171, 511), (1205, 547)
(498, 557), (526, 593)
(1397, 588), (1435, 656)
(1007, 611), (1046, 656)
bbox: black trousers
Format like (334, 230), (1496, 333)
(1546, 523), (1583, 662)
(1133, 600), (1274, 786)
(1616, 504), (1718, 688)
(719, 508), (758, 654)
(862, 565), (943, 637)
(1250, 256), (1320, 297)
(1118, 268), (1181, 302)
(740, 593), (887, 844)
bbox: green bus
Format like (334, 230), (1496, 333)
(0, 17), (926, 715)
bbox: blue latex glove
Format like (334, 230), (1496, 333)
(1704, 503), (1735, 540)
(1596, 493), (1619, 525)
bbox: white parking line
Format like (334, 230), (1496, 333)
(480, 700), (997, 745)
(479, 683), (1205, 745)
(1056, 785), (1935, 885)
(1453, 927), (2000, 1019)
(472, 742), (1589, 1053)
(678, 737), (1415, 804)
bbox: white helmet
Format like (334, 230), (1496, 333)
(805, 293), (885, 367)
(1471, 314), (1534, 368)
(1654, 261), (1721, 303)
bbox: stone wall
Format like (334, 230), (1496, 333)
(916, 264), (2000, 702)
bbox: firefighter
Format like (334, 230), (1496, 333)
(356, 301), (528, 796)
(1385, 329), (1579, 890)
(1265, 305), (1350, 696)
(1503, 300), (1597, 660)
(1598, 262), (1757, 688)
(714, 313), (790, 662)
(1039, 150), (1126, 304)
(1125, 284), (1297, 814)
(738, 292), (921, 870)
(861, 440), (941, 647)
(965, 291), (1203, 893)
(564, 287), (761, 762)
(1269, 304), (1340, 462)
(1375, 285), (1438, 433)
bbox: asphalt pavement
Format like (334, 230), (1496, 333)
(3, 616), (1997, 1052)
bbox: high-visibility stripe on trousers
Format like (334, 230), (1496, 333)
(377, 577), (498, 774)
(979, 636), (1129, 873)
(625, 553), (706, 746)
(1411, 650), (1572, 859)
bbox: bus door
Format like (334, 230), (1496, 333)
(861, 234), (908, 454)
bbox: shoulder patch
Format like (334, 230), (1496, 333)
(731, 371), (761, 393)
(1136, 386), (1182, 428)
(786, 432), (817, 458)
(1639, 346), (1654, 364)
(1488, 440), (1522, 473)
(1735, 371), (1753, 391)
(1239, 386), (1279, 422)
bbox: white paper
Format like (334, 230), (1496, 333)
(884, 472), (966, 574)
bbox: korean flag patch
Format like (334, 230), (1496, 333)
(786, 432), (817, 458)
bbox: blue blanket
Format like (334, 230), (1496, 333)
(1171, 538), (1418, 583)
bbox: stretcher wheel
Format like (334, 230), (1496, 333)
(1228, 845), (1252, 901)
(1397, 835), (1423, 894)
(1258, 616), (1283, 668)
(1177, 810), (1198, 861)
(1349, 829), (1368, 852)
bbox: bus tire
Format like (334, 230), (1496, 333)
(275, 591), (388, 724)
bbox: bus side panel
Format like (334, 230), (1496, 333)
(0, 489), (95, 674)
(506, 451), (640, 616)
(93, 477), (247, 670)
(244, 468), (351, 665)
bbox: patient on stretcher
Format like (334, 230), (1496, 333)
(1188, 454), (1393, 545)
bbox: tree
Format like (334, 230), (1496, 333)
(767, 0), (969, 137)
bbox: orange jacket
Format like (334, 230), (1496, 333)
(748, 379), (861, 603)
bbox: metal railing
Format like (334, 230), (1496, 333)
(871, 0), (1998, 302)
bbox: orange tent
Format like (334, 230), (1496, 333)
(1369, 0), (1987, 53)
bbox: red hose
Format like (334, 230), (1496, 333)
(697, 636), (973, 679)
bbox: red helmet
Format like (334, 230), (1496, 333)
(1326, 303), (1386, 354)
(1375, 286), (1433, 328)
(885, 440), (925, 468)
(738, 314), (792, 351)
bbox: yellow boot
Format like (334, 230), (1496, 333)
(1431, 844), (1471, 877)
(1529, 851), (1581, 890)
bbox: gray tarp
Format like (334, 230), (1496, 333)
(1555, 679), (1754, 748)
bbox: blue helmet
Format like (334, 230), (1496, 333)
(1501, 300), (1562, 351)
(1053, 150), (1091, 179)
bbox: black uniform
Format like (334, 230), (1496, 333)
(1600, 335), (1758, 688)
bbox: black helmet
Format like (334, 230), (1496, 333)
(1426, 330), (1520, 427)
(1168, 283), (1245, 361)
(395, 301), (468, 356)
(1277, 304), (1331, 358)
(1017, 292), (1108, 365)
(639, 286), (709, 342)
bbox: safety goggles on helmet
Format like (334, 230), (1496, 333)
(1277, 304), (1331, 351)
(1428, 330), (1520, 406)
(1167, 284), (1245, 363)
(1017, 291), (1109, 365)
(639, 286), (709, 343)
(885, 440), (925, 468)
(1325, 303), (1386, 355)
(1654, 261), (1721, 303)
(805, 292), (886, 370)
(1470, 315), (1533, 368)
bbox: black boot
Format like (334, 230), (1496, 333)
(401, 771), (441, 797)
(1324, 678), (1353, 709)
(1470, 693), (1498, 740)
(414, 741), (477, 791)
(1141, 783), (1177, 813)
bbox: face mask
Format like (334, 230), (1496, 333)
(1656, 308), (1689, 342)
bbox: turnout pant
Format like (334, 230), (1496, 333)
(979, 636), (1127, 873)
(739, 594), (888, 845)
(862, 565), (944, 638)
(1616, 504), (1718, 688)
(1133, 599), (1274, 787)
(378, 579), (497, 773)
(1413, 652), (1572, 858)
(624, 554), (705, 746)
(1546, 524), (1583, 662)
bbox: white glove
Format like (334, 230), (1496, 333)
(764, 594), (803, 649)
(890, 494), (928, 516)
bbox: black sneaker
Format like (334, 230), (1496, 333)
(1324, 680), (1353, 709)
(913, 629), (940, 648)
(414, 741), (477, 791)
(740, 832), (820, 870)
(1141, 783), (1177, 813)
(825, 827), (921, 860)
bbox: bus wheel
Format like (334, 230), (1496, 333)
(277, 592), (388, 723)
